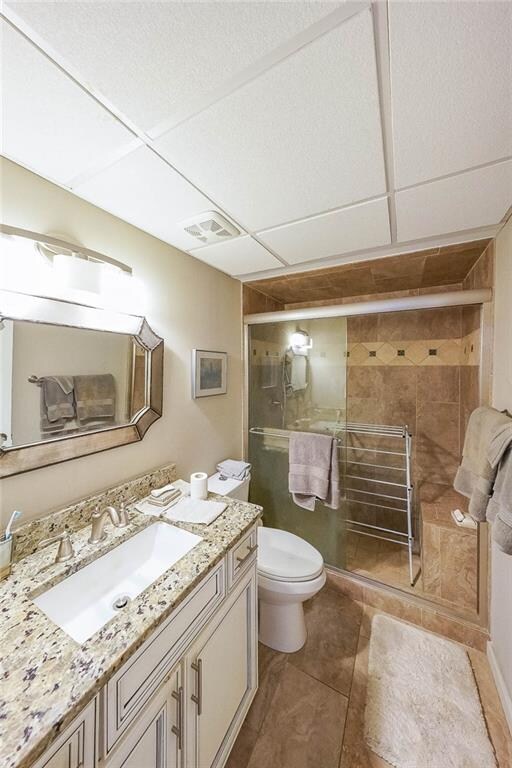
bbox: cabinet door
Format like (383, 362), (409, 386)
(106, 665), (183, 768)
(186, 568), (257, 768)
(33, 698), (96, 768)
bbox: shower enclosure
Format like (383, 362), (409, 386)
(246, 317), (415, 583)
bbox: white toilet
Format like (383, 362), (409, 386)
(209, 469), (326, 654)
(257, 527), (325, 653)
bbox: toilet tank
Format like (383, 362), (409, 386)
(208, 472), (250, 501)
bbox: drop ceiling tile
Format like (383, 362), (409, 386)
(73, 146), (226, 251)
(258, 198), (391, 265)
(0, 20), (134, 185)
(396, 161), (512, 243)
(155, 10), (386, 231)
(5, 1), (345, 133)
(190, 237), (282, 276)
(389, 2), (512, 188)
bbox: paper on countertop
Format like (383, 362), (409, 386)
(163, 497), (227, 525)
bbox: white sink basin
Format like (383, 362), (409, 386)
(33, 522), (202, 643)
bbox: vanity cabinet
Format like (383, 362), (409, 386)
(105, 665), (182, 768)
(32, 698), (97, 768)
(31, 526), (258, 768)
(186, 569), (258, 768)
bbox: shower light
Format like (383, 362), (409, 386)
(290, 330), (312, 352)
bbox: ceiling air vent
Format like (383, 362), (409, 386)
(180, 212), (240, 245)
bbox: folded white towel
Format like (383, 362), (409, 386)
(216, 459), (251, 480)
(163, 497), (226, 525)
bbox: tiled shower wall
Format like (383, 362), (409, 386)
(346, 305), (481, 494)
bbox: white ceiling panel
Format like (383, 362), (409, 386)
(396, 161), (512, 243)
(73, 146), (225, 252)
(258, 198), (391, 265)
(389, 2), (512, 188)
(154, 9), (386, 231)
(0, 20), (134, 185)
(190, 237), (282, 276)
(5, 1), (345, 134)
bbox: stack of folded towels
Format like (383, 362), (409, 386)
(147, 483), (181, 507)
(216, 459), (251, 480)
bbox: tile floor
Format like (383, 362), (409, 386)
(226, 586), (511, 768)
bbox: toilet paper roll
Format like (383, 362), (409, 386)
(190, 472), (208, 500)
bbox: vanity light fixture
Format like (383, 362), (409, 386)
(0, 225), (143, 313)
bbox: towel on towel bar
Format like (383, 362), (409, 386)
(74, 374), (116, 425)
(454, 406), (512, 521)
(39, 376), (77, 436)
(289, 431), (339, 511)
(41, 376), (75, 422)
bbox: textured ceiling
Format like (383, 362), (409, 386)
(1, 2), (511, 279)
(245, 239), (491, 306)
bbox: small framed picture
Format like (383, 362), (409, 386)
(192, 350), (228, 398)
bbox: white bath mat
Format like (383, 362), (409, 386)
(364, 615), (497, 768)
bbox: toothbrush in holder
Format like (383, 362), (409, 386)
(4, 510), (22, 540)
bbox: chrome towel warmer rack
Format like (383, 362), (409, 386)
(248, 422), (415, 585)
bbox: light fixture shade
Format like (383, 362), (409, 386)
(53, 253), (103, 293)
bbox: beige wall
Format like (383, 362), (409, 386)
(0, 158), (243, 527)
(490, 214), (512, 717)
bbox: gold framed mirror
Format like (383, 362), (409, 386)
(0, 285), (163, 478)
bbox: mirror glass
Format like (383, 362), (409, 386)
(0, 319), (147, 448)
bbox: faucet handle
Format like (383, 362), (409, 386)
(118, 497), (136, 527)
(38, 531), (74, 563)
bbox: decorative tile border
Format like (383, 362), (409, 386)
(347, 332), (480, 367)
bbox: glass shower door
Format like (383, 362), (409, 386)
(247, 317), (348, 569)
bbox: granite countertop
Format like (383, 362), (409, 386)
(0, 493), (262, 768)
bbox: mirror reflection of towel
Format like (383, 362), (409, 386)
(74, 374), (116, 425)
(40, 376), (78, 436)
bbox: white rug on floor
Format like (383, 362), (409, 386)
(364, 615), (497, 768)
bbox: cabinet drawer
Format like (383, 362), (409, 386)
(227, 526), (258, 591)
(32, 697), (97, 768)
(105, 560), (225, 752)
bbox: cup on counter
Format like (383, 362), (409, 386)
(0, 534), (13, 581)
(190, 472), (208, 500)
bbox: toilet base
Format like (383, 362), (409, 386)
(259, 600), (307, 653)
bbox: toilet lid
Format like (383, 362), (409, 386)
(257, 527), (324, 582)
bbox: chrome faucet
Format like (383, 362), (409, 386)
(38, 531), (75, 563)
(89, 506), (122, 544)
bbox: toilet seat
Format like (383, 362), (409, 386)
(257, 527), (324, 582)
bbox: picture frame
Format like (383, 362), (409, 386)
(192, 349), (227, 398)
